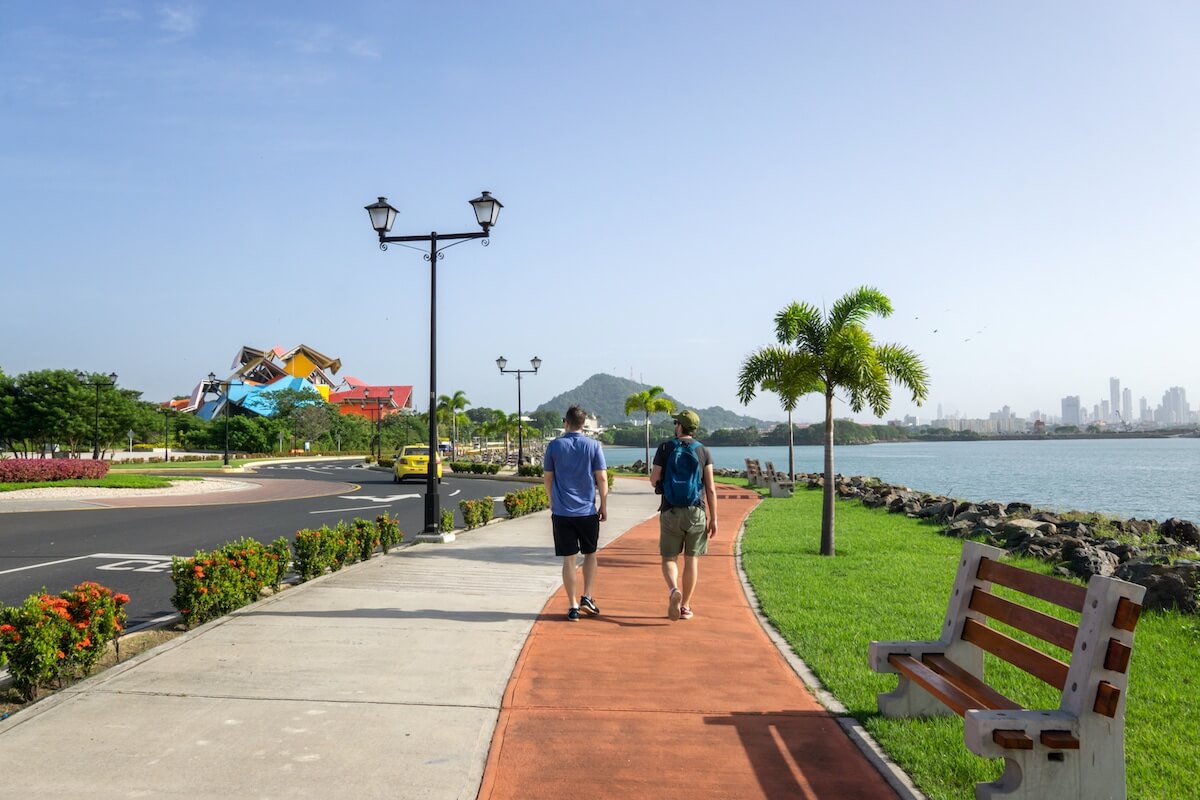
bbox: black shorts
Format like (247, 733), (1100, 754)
(552, 513), (600, 556)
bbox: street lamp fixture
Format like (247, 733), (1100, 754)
(75, 371), (118, 460)
(206, 372), (244, 467)
(361, 388), (394, 463)
(364, 191), (502, 538)
(496, 356), (541, 467)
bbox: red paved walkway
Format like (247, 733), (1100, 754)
(478, 486), (900, 800)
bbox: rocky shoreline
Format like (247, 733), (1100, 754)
(716, 466), (1200, 615)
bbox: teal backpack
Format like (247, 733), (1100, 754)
(663, 438), (703, 507)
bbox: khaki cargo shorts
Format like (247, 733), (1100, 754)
(659, 506), (709, 557)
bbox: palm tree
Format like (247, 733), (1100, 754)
(624, 385), (675, 474)
(769, 287), (929, 556)
(483, 409), (511, 463)
(736, 346), (818, 481)
(436, 390), (470, 458)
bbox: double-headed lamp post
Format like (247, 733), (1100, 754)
(76, 371), (118, 460)
(159, 407), (173, 463)
(361, 387), (394, 462)
(496, 356), (541, 467)
(365, 191), (503, 537)
(207, 372), (242, 467)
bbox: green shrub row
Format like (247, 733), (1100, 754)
(171, 537), (291, 628)
(449, 461), (502, 474)
(459, 497), (496, 529)
(503, 485), (549, 518)
(517, 463), (544, 477)
(0, 582), (129, 701)
(440, 508), (454, 532)
(293, 514), (403, 581)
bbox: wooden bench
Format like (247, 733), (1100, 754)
(763, 461), (794, 498)
(868, 540), (1146, 800)
(744, 458), (764, 488)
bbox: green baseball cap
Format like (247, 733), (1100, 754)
(673, 410), (700, 433)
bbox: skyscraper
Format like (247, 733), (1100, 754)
(1061, 395), (1081, 426)
(1110, 378), (1120, 421)
(1122, 388), (1132, 425)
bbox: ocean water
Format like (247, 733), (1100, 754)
(602, 438), (1200, 523)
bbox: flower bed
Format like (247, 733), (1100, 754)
(0, 459), (109, 483)
(0, 582), (129, 701)
(171, 537), (291, 627)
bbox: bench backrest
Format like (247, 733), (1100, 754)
(949, 542), (1145, 721)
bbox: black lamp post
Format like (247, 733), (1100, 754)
(496, 356), (541, 467)
(365, 191), (503, 536)
(361, 388), (394, 462)
(206, 372), (244, 467)
(76, 371), (118, 460)
(159, 407), (173, 463)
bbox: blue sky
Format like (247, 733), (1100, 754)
(2, 2), (1197, 425)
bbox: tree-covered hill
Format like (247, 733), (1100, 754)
(534, 373), (772, 430)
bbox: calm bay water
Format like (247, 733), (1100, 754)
(602, 438), (1200, 523)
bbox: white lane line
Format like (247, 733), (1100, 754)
(336, 494), (419, 503)
(0, 553), (175, 576)
(0, 554), (92, 576)
(310, 504), (393, 514)
(447, 489), (461, 497)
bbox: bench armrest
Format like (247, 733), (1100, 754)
(965, 709), (1078, 757)
(868, 640), (945, 673)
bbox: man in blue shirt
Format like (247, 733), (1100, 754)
(542, 405), (608, 621)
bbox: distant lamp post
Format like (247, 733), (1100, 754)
(496, 356), (541, 467)
(365, 191), (502, 538)
(159, 407), (173, 463)
(206, 372), (244, 467)
(361, 388), (394, 462)
(76, 371), (118, 460)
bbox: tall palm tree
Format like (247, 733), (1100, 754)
(484, 409), (511, 463)
(771, 287), (929, 556)
(736, 346), (818, 480)
(436, 390), (470, 458)
(624, 385), (675, 475)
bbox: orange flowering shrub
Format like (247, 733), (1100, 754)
(0, 582), (129, 701)
(503, 486), (549, 518)
(170, 537), (290, 628)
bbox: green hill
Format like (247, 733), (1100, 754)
(534, 373), (773, 430)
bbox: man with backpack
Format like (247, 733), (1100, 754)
(648, 409), (717, 621)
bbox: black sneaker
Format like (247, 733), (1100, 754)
(580, 596), (600, 616)
(567, 607), (580, 621)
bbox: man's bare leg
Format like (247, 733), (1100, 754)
(562, 556), (578, 609)
(581, 552), (598, 600)
(680, 555), (699, 609)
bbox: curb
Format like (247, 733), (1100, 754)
(733, 522), (927, 800)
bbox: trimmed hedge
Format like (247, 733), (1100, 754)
(170, 537), (291, 628)
(0, 459), (109, 482)
(503, 486), (549, 518)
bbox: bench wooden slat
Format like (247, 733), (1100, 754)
(1093, 680), (1121, 718)
(961, 618), (1070, 690)
(922, 654), (1023, 711)
(977, 557), (1088, 612)
(968, 588), (1078, 652)
(887, 654), (984, 716)
(1040, 730), (1081, 750)
(1104, 638), (1133, 674)
(1113, 596), (1142, 632)
(992, 730), (1034, 749)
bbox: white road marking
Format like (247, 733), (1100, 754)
(309, 504), (393, 514)
(336, 494), (419, 503)
(0, 553), (175, 576)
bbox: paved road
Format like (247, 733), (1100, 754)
(0, 459), (523, 627)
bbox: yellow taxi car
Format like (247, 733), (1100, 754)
(393, 444), (443, 483)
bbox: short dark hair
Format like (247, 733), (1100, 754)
(564, 406), (587, 427)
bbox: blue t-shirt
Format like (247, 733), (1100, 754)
(543, 432), (606, 517)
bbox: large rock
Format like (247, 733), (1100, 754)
(1115, 559), (1200, 613)
(1063, 544), (1120, 579)
(1161, 518), (1200, 547)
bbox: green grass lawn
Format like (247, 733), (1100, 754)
(0, 474), (200, 492)
(740, 487), (1198, 800)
